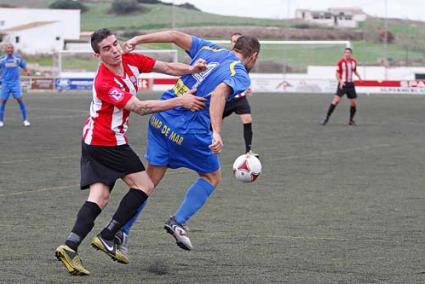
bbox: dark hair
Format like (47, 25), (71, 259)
(91, 28), (114, 53)
(345, 47), (353, 53)
(232, 36), (261, 58)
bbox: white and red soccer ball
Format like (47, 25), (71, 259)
(232, 153), (262, 183)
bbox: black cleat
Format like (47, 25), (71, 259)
(320, 118), (329, 125)
(348, 120), (357, 126)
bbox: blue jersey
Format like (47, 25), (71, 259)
(158, 36), (251, 134)
(0, 54), (26, 83)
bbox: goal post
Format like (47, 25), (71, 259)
(211, 40), (351, 74)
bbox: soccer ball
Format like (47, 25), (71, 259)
(232, 153), (262, 183)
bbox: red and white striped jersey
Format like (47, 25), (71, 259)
(82, 53), (156, 146)
(337, 57), (357, 82)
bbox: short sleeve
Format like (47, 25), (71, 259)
(336, 60), (342, 73)
(96, 81), (133, 109)
(125, 53), (156, 73)
(223, 62), (251, 100)
(353, 59), (357, 72)
(18, 57), (27, 68)
(186, 36), (223, 59)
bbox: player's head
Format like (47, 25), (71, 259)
(232, 36), (261, 71)
(4, 42), (14, 55)
(344, 47), (353, 59)
(230, 32), (242, 49)
(91, 28), (123, 66)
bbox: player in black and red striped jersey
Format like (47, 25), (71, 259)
(54, 28), (206, 276)
(321, 47), (362, 126)
(223, 33), (258, 156)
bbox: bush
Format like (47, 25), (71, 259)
(48, 0), (88, 13)
(110, 0), (144, 15)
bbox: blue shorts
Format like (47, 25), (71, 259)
(145, 114), (220, 174)
(1, 82), (22, 100)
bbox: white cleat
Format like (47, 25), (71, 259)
(23, 120), (31, 127)
(0, 121), (3, 128)
(164, 216), (193, 251)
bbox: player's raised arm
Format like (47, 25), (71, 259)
(124, 31), (193, 53)
(124, 90), (206, 116)
(151, 58), (207, 76)
(209, 83), (232, 153)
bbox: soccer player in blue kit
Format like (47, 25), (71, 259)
(0, 43), (31, 127)
(114, 31), (260, 259)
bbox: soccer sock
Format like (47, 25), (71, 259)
(17, 100), (27, 121)
(243, 123), (253, 153)
(175, 178), (215, 225)
(350, 106), (356, 121)
(100, 189), (148, 240)
(326, 103), (336, 119)
(0, 103), (6, 121)
(121, 200), (148, 235)
(65, 201), (101, 251)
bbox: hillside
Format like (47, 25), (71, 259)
(1, 0), (424, 67)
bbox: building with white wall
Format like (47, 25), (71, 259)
(0, 8), (80, 54)
(295, 7), (367, 28)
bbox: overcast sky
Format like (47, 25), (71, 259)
(165, 0), (424, 21)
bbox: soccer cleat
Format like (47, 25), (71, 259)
(0, 121), (3, 128)
(91, 234), (129, 264)
(320, 118), (329, 126)
(348, 120), (357, 126)
(114, 230), (129, 263)
(23, 120), (31, 127)
(164, 216), (193, 251)
(55, 244), (90, 276)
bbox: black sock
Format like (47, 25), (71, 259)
(101, 189), (148, 240)
(243, 123), (253, 153)
(350, 106), (356, 121)
(326, 103), (336, 119)
(65, 201), (101, 251)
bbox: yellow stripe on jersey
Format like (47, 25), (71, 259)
(229, 60), (241, 77)
(200, 45), (226, 52)
(172, 79), (190, 97)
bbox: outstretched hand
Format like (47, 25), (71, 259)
(189, 59), (208, 74)
(122, 38), (138, 53)
(180, 89), (206, 111)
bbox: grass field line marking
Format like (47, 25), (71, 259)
(271, 143), (392, 161)
(0, 184), (78, 197)
(0, 154), (79, 165)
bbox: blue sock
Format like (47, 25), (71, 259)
(0, 103), (5, 121)
(121, 200), (147, 235)
(18, 101), (27, 121)
(175, 178), (215, 224)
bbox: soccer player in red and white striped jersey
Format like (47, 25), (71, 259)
(321, 47), (362, 126)
(55, 28), (207, 276)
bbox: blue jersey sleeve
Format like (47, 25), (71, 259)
(18, 56), (27, 69)
(223, 61), (251, 100)
(186, 36), (223, 59)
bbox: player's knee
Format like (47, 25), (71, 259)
(132, 180), (155, 196)
(241, 115), (252, 124)
(201, 171), (221, 188)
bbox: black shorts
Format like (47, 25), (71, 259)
(223, 96), (251, 118)
(336, 82), (357, 99)
(80, 142), (145, 190)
